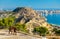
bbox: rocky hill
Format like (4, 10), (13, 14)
(13, 7), (53, 34)
(13, 7), (45, 23)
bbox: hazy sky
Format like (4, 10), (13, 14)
(0, 0), (60, 10)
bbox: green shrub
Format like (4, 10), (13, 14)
(15, 23), (28, 33)
(33, 26), (48, 36)
(55, 30), (60, 35)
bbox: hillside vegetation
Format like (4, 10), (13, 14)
(0, 7), (55, 36)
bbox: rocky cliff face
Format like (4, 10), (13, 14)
(13, 7), (45, 23)
(13, 7), (53, 34)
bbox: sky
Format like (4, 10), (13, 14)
(0, 0), (60, 10)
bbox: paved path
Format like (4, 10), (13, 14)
(1, 30), (60, 39)
(0, 30), (41, 39)
(1, 34), (41, 39)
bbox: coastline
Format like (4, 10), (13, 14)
(47, 22), (60, 28)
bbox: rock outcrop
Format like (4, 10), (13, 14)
(13, 7), (53, 34)
(13, 7), (45, 23)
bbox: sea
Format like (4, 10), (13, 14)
(44, 13), (60, 26)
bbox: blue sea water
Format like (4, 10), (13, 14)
(45, 13), (60, 26)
